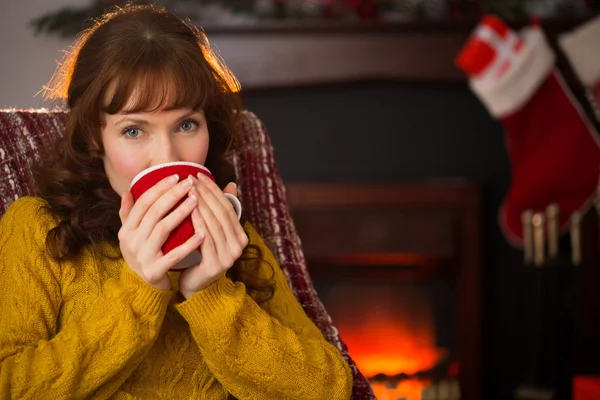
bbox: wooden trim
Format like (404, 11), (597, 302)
(209, 31), (469, 88)
(285, 183), (470, 206)
(455, 184), (482, 400)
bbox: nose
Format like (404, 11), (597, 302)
(152, 134), (181, 166)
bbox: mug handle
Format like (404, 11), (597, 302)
(223, 193), (242, 220)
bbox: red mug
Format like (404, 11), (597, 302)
(130, 161), (242, 270)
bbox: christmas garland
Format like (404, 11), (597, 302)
(29, 0), (600, 37)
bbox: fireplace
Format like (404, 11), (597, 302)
(286, 183), (481, 400)
(316, 276), (459, 400)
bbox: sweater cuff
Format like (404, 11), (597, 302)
(175, 275), (242, 328)
(120, 266), (173, 315)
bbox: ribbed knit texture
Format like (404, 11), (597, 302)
(0, 196), (353, 399)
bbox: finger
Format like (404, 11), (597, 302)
(119, 191), (135, 223)
(179, 227), (220, 291)
(197, 173), (237, 212)
(137, 176), (194, 237)
(190, 183), (232, 262)
(156, 229), (205, 273)
(196, 175), (246, 247)
(222, 183), (244, 223)
(191, 206), (207, 237)
(146, 190), (198, 252)
(194, 176), (241, 245)
(223, 181), (238, 197)
(197, 226), (220, 271)
(125, 173), (180, 229)
(199, 174), (242, 225)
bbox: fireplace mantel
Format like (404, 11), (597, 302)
(203, 18), (591, 90)
(207, 21), (471, 89)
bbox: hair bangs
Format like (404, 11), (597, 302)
(102, 50), (213, 115)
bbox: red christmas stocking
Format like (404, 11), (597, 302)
(456, 16), (600, 247)
(560, 14), (600, 123)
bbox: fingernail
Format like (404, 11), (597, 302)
(181, 177), (193, 188)
(193, 208), (200, 218)
(230, 182), (237, 189)
(185, 194), (197, 205)
(197, 172), (207, 181)
(166, 174), (179, 184)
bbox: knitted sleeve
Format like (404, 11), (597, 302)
(175, 223), (353, 400)
(0, 197), (173, 399)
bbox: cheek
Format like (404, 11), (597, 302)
(104, 142), (146, 188)
(182, 135), (210, 165)
(112, 154), (141, 175)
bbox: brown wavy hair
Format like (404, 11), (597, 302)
(32, 4), (274, 303)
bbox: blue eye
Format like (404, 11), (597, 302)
(179, 119), (198, 132)
(123, 127), (142, 139)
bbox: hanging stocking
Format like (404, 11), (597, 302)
(456, 15), (600, 247)
(560, 14), (600, 122)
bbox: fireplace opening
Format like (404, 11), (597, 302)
(314, 264), (459, 400)
(286, 183), (482, 400)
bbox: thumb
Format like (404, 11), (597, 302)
(223, 182), (238, 197)
(119, 191), (134, 223)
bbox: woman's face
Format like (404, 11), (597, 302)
(101, 107), (209, 196)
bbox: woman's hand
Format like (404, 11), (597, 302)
(179, 174), (248, 299)
(118, 174), (205, 291)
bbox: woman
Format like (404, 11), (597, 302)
(0, 4), (353, 399)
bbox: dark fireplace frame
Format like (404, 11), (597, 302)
(286, 183), (481, 400)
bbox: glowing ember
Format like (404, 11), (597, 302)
(370, 379), (430, 400)
(371, 379), (462, 400)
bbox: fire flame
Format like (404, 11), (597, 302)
(321, 282), (447, 400)
(341, 314), (447, 377)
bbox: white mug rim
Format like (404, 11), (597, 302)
(130, 161), (211, 189)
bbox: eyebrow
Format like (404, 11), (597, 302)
(114, 110), (203, 127)
(114, 117), (149, 127)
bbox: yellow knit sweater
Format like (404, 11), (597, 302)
(0, 196), (352, 400)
